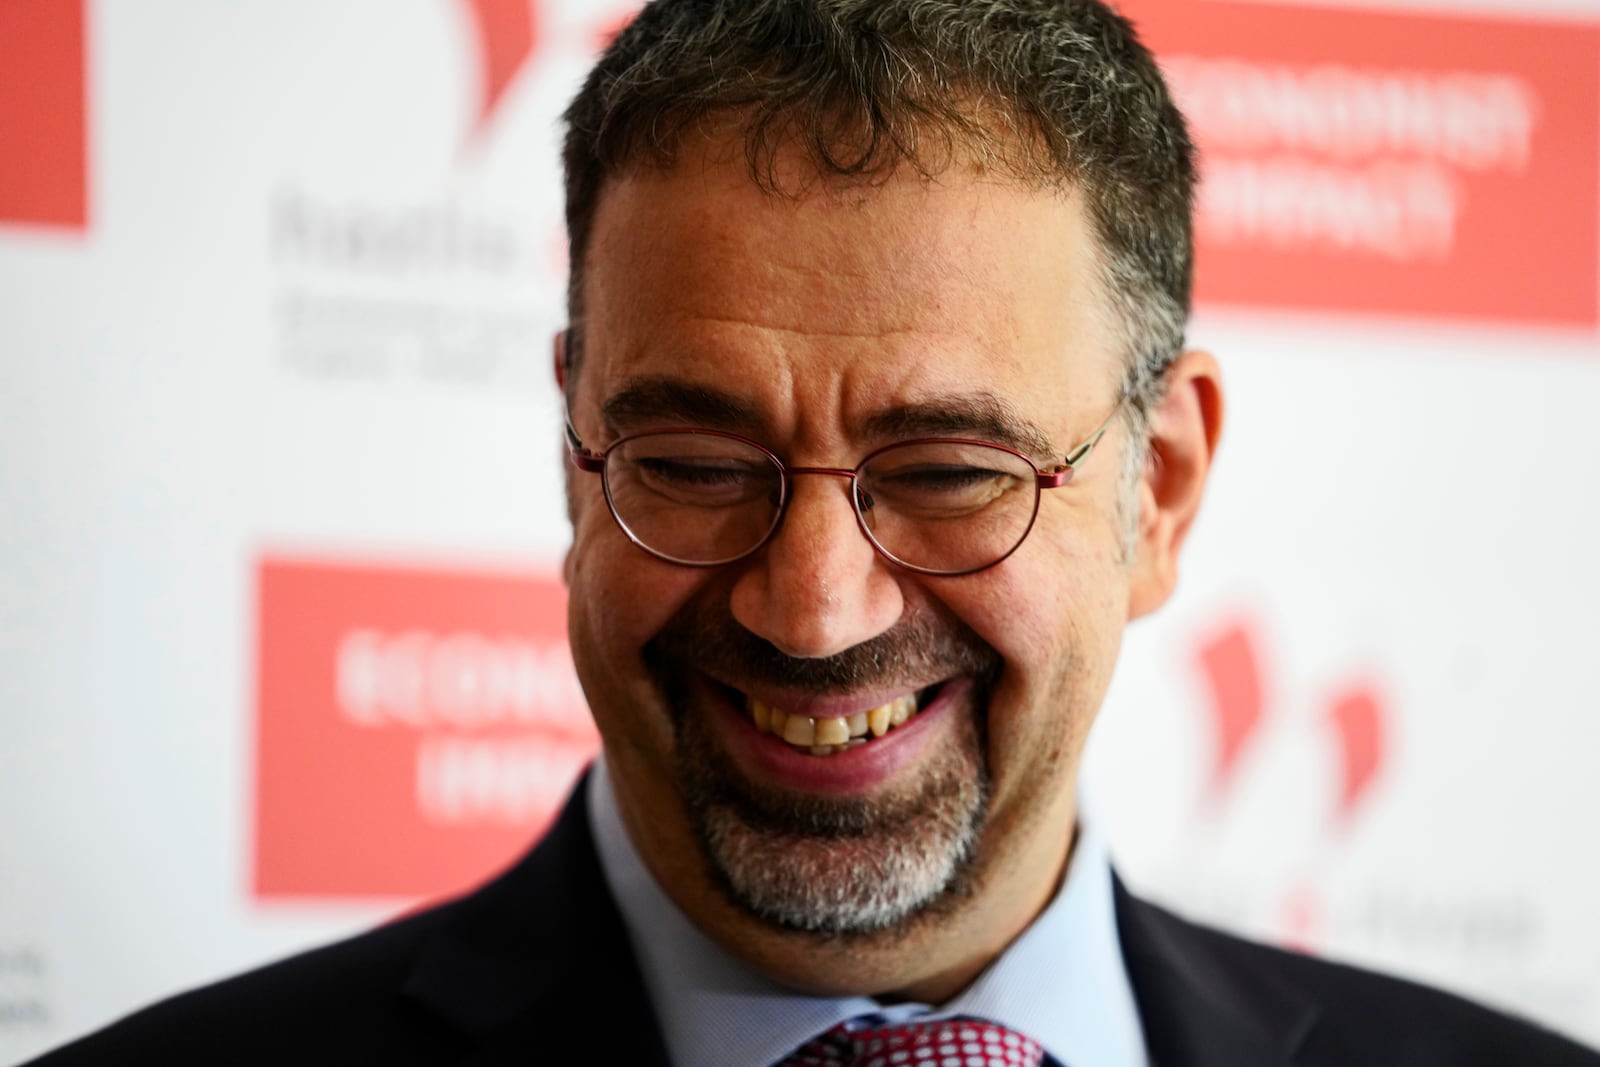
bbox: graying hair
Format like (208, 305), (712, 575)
(561, 0), (1196, 449)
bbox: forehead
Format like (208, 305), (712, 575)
(577, 139), (1123, 440)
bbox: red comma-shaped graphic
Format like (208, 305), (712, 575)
(461, 0), (539, 139)
(592, 7), (642, 50)
(1327, 683), (1385, 826)
(1194, 620), (1267, 803)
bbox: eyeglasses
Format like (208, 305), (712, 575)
(565, 405), (1120, 577)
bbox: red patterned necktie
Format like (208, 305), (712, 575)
(778, 1016), (1047, 1067)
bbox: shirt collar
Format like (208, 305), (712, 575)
(589, 754), (1149, 1067)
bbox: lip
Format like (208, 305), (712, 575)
(692, 673), (974, 795)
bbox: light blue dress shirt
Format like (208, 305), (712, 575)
(589, 755), (1150, 1067)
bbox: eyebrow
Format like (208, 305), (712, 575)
(602, 378), (764, 435)
(865, 394), (1057, 460)
(600, 378), (1057, 459)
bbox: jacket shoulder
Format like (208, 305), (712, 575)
(22, 902), (469, 1066)
(22, 779), (661, 1067)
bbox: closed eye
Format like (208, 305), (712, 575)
(631, 456), (778, 505)
(867, 464), (1019, 513)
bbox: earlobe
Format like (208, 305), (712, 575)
(1128, 349), (1224, 620)
(553, 330), (568, 392)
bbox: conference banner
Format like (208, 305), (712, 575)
(3, 0), (1597, 1060)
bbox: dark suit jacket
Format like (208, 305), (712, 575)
(26, 779), (1600, 1066)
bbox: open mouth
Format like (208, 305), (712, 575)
(745, 685), (940, 756)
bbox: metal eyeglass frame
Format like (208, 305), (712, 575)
(564, 402), (1122, 577)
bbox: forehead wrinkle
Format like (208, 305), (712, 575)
(623, 168), (1012, 341)
(677, 258), (959, 342)
(664, 310), (938, 342)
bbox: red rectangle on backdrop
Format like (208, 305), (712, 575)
(0, 0), (87, 229)
(253, 558), (598, 901)
(1122, 0), (1600, 327)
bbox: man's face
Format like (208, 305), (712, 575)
(564, 138), (1148, 986)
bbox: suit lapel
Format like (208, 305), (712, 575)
(1115, 876), (1320, 1067)
(401, 773), (672, 1065)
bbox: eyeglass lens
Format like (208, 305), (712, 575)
(601, 432), (1040, 574)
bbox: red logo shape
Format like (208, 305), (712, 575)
(1327, 683), (1386, 825)
(460, 0), (540, 138)
(1123, 0), (1600, 327)
(593, 7), (641, 50)
(1194, 620), (1267, 800)
(253, 558), (597, 901)
(0, 0), (88, 229)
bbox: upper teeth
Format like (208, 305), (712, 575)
(749, 693), (919, 754)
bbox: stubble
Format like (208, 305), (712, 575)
(645, 599), (1001, 937)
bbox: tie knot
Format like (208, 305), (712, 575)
(780, 1015), (1046, 1067)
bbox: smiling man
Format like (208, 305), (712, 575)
(554, 88), (1201, 1011)
(26, 1), (1600, 1066)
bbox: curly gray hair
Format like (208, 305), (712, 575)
(561, 0), (1195, 440)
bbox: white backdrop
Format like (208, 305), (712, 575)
(3, 0), (1598, 1061)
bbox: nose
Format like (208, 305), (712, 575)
(728, 472), (905, 659)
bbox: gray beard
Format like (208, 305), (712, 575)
(678, 700), (990, 936)
(646, 600), (999, 937)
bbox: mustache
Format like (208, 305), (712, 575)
(643, 597), (1002, 694)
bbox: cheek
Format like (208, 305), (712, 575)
(568, 536), (701, 660)
(564, 520), (709, 747)
(953, 538), (1129, 781)
(959, 547), (1125, 683)
(567, 478), (677, 642)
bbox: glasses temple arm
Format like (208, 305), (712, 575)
(1060, 396), (1127, 469)
(563, 410), (611, 474)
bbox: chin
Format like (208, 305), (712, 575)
(677, 680), (994, 939)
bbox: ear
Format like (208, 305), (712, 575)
(553, 329), (568, 392)
(1128, 349), (1224, 620)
